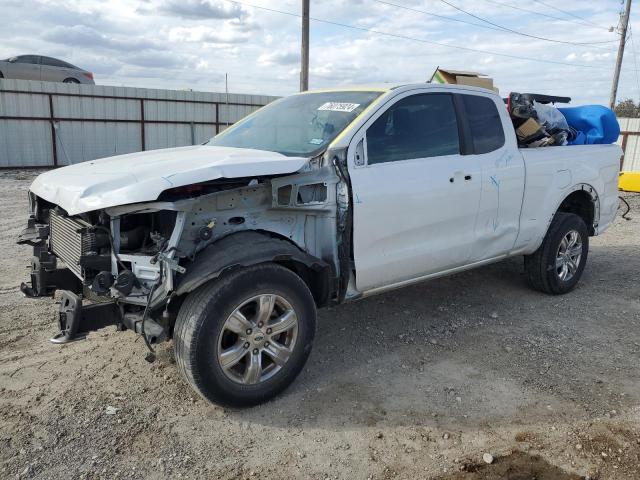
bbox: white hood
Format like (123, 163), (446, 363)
(30, 145), (309, 215)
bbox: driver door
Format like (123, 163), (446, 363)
(8, 55), (42, 81)
(348, 90), (482, 292)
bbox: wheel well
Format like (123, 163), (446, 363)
(251, 230), (334, 307)
(557, 190), (596, 235)
(173, 230), (335, 308)
(272, 257), (332, 307)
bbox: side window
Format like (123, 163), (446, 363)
(366, 93), (459, 165)
(42, 57), (74, 68)
(460, 95), (505, 154)
(15, 55), (40, 64)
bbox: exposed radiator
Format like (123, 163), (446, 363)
(49, 210), (93, 277)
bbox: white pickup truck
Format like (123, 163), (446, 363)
(18, 83), (622, 406)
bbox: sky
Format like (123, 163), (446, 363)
(1, 0), (638, 105)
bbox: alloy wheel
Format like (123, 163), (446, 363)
(217, 294), (298, 385)
(555, 230), (583, 281)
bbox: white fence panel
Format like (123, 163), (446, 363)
(0, 120), (52, 167)
(55, 122), (141, 166)
(0, 79), (277, 167)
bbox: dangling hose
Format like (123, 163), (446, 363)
(619, 196), (631, 220)
(140, 262), (163, 362)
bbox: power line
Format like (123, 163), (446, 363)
(479, 0), (616, 33)
(436, 0), (615, 48)
(375, 0), (616, 48)
(219, 0), (615, 71)
(530, 0), (610, 30)
(372, 0), (507, 33)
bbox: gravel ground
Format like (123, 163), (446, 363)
(1, 169), (639, 480)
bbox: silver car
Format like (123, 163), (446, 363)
(0, 55), (95, 84)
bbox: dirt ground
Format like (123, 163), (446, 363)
(1, 169), (639, 480)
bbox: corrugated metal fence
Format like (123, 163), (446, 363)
(0, 79), (278, 167)
(618, 118), (640, 172)
(3, 81), (639, 171)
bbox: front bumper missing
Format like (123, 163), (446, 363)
(51, 291), (121, 344)
(51, 290), (168, 345)
(20, 248), (82, 298)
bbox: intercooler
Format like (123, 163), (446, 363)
(49, 210), (95, 278)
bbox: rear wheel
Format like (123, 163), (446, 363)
(524, 213), (589, 294)
(174, 263), (316, 407)
(63, 78), (79, 83)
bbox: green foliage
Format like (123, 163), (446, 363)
(614, 98), (640, 118)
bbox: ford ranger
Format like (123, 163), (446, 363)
(18, 84), (622, 407)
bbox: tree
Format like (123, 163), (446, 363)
(614, 98), (640, 118)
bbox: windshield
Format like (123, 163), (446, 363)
(208, 90), (383, 156)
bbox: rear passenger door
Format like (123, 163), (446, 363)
(348, 90), (483, 292)
(458, 93), (525, 262)
(40, 56), (69, 82)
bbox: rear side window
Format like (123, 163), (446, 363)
(460, 95), (505, 154)
(366, 93), (459, 165)
(41, 57), (75, 68)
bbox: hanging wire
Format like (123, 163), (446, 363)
(435, 0), (617, 48)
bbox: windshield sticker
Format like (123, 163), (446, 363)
(318, 102), (360, 113)
(309, 138), (325, 145)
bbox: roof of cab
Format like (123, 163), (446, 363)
(301, 83), (500, 97)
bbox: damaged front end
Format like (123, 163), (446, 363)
(17, 148), (352, 348)
(18, 192), (184, 345)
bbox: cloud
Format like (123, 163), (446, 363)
(258, 49), (299, 66)
(42, 25), (159, 52)
(156, 0), (244, 20)
(124, 51), (187, 69)
(0, 0), (630, 104)
(168, 25), (250, 44)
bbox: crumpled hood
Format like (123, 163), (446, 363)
(30, 145), (309, 215)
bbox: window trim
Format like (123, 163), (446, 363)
(363, 92), (462, 167)
(452, 94), (473, 156)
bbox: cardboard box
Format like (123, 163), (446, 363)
(516, 118), (542, 140)
(429, 67), (499, 93)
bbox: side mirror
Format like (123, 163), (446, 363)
(8, 57), (17, 63)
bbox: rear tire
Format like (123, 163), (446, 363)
(174, 263), (316, 407)
(524, 212), (589, 294)
(63, 78), (80, 83)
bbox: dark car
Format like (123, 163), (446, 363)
(0, 55), (94, 84)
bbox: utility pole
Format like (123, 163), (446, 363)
(300, 0), (310, 92)
(610, 0), (632, 109)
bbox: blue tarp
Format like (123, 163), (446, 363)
(558, 105), (620, 145)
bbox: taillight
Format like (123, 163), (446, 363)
(83, 72), (94, 80)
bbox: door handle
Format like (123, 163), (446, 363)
(450, 174), (472, 183)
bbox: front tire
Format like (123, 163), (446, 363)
(524, 212), (589, 294)
(174, 263), (316, 407)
